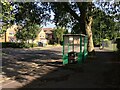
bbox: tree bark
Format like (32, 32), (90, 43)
(86, 16), (95, 53)
(63, 2), (95, 54)
(5, 31), (6, 42)
(79, 3), (95, 53)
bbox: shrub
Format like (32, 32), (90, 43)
(54, 42), (58, 46)
(2, 42), (38, 48)
(116, 38), (120, 51)
(32, 43), (38, 47)
(28, 43), (38, 48)
(20, 43), (31, 48)
(60, 41), (63, 45)
(2, 42), (21, 48)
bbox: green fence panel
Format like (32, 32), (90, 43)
(63, 54), (68, 64)
(78, 52), (83, 64)
(83, 36), (88, 60)
(77, 35), (83, 64)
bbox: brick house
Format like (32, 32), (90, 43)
(42, 28), (55, 44)
(0, 25), (17, 42)
(0, 25), (55, 44)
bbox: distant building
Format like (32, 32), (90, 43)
(0, 25), (55, 44)
(0, 25), (17, 42)
(42, 28), (55, 44)
(32, 28), (47, 44)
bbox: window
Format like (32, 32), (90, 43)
(40, 35), (44, 38)
(9, 32), (14, 35)
(9, 37), (15, 42)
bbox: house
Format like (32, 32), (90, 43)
(32, 28), (47, 44)
(42, 28), (55, 44)
(0, 25), (54, 44)
(28, 28), (53, 44)
(0, 25), (17, 42)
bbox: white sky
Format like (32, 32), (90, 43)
(43, 22), (56, 28)
(42, 10), (56, 28)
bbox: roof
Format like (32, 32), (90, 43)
(42, 28), (53, 31)
(42, 28), (53, 34)
(63, 34), (86, 37)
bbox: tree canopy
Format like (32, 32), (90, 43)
(92, 9), (120, 45)
(1, 1), (120, 53)
(1, 1), (15, 34)
(15, 23), (40, 43)
(40, 2), (120, 53)
(53, 27), (67, 44)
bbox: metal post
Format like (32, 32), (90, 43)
(62, 35), (64, 55)
(80, 35), (82, 53)
(83, 36), (88, 60)
(63, 35), (68, 64)
(78, 35), (83, 64)
(73, 36), (74, 52)
(68, 36), (70, 52)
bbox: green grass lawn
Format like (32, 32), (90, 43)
(104, 44), (117, 51)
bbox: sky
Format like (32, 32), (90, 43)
(42, 9), (56, 28)
(43, 22), (56, 28)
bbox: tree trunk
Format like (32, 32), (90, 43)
(5, 31), (6, 42)
(58, 38), (60, 44)
(79, 6), (86, 34)
(79, 4), (95, 54)
(32, 39), (34, 48)
(86, 16), (95, 53)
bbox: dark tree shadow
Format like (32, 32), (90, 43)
(2, 48), (120, 89)
(2, 48), (63, 84)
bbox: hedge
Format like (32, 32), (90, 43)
(116, 38), (120, 52)
(1, 42), (38, 48)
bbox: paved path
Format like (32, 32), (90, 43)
(1, 46), (62, 89)
(21, 48), (117, 88)
(1, 47), (120, 89)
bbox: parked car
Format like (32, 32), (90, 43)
(38, 42), (43, 47)
(41, 39), (47, 45)
(38, 39), (47, 47)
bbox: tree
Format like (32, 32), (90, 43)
(92, 7), (120, 46)
(27, 24), (41, 42)
(15, 24), (40, 43)
(1, 1), (119, 52)
(41, 2), (120, 54)
(1, 1), (15, 32)
(13, 2), (51, 44)
(14, 2), (50, 26)
(1, 1), (15, 42)
(41, 2), (96, 53)
(53, 27), (67, 44)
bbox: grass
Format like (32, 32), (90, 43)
(104, 44), (117, 51)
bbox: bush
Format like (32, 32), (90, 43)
(20, 43), (31, 48)
(54, 42), (58, 46)
(32, 43), (38, 47)
(2, 42), (38, 48)
(60, 41), (63, 45)
(2, 42), (21, 48)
